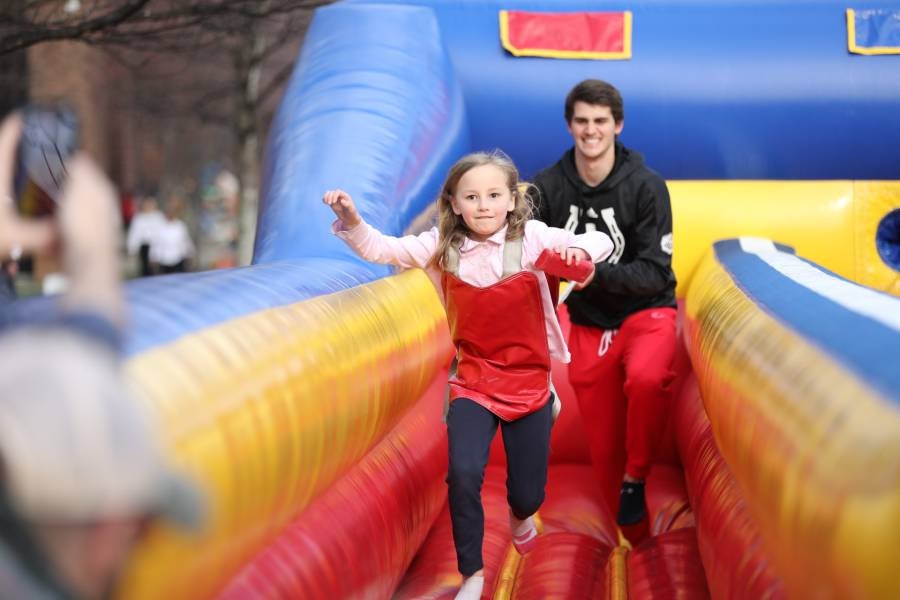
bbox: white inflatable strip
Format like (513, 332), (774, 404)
(738, 236), (778, 254)
(739, 237), (900, 333)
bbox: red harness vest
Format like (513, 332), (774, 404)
(442, 238), (554, 421)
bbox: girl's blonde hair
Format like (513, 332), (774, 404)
(428, 150), (534, 270)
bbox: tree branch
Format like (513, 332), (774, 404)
(0, 0), (153, 55)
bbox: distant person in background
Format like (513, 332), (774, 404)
(0, 112), (203, 600)
(151, 198), (194, 274)
(126, 196), (165, 277)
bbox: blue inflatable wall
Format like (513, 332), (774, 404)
(257, 0), (899, 268)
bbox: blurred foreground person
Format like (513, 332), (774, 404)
(0, 113), (203, 599)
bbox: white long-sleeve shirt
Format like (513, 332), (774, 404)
(150, 219), (194, 267)
(126, 210), (165, 256)
(334, 219), (613, 362)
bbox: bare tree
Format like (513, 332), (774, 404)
(3, 0), (331, 265)
(0, 0), (30, 115)
(1, 0), (324, 55)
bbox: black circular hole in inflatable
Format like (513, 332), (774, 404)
(876, 208), (900, 272)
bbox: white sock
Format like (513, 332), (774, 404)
(455, 574), (484, 600)
(510, 513), (534, 537)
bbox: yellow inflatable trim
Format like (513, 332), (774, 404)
(685, 247), (900, 599)
(120, 269), (451, 600)
(670, 181), (900, 297)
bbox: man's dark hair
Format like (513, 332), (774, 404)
(564, 79), (624, 124)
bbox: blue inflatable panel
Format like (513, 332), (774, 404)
(6, 259), (383, 357)
(715, 239), (900, 403)
(325, 0), (899, 181)
(255, 2), (470, 264)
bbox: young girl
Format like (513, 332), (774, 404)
(324, 151), (612, 600)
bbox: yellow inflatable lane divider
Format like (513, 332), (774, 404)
(492, 545), (523, 600)
(685, 240), (900, 599)
(606, 546), (628, 600)
(120, 268), (452, 600)
(669, 180), (900, 296)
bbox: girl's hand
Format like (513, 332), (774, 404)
(558, 246), (589, 265)
(323, 189), (362, 229)
(556, 246), (595, 289)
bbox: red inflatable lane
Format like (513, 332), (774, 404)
(512, 531), (613, 598)
(396, 305), (712, 599)
(509, 464), (618, 599)
(218, 303), (760, 599)
(396, 463), (619, 599)
(394, 465), (525, 599)
(627, 528), (709, 599)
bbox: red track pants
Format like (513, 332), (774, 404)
(568, 306), (677, 514)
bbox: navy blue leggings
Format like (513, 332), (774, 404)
(446, 396), (554, 576)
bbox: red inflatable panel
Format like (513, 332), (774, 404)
(215, 372), (449, 600)
(513, 532), (613, 599)
(627, 528), (710, 599)
(539, 464), (617, 544)
(394, 465), (521, 599)
(675, 373), (785, 600)
(646, 464), (695, 537)
(499, 10), (631, 59)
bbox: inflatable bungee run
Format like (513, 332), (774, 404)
(95, 1), (900, 598)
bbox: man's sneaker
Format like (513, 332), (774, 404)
(510, 514), (539, 555)
(616, 480), (647, 526)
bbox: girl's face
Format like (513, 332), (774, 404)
(450, 164), (515, 241)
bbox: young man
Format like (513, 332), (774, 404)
(532, 79), (677, 531)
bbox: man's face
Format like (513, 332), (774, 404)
(566, 101), (623, 162)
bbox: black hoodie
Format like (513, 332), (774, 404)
(532, 142), (676, 330)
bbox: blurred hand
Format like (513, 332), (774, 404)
(323, 189), (362, 229)
(0, 111), (122, 322)
(56, 154), (122, 323)
(0, 113), (56, 257)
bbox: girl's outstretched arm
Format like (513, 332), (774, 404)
(323, 189), (362, 229)
(323, 189), (438, 269)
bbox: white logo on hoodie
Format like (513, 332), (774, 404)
(661, 232), (673, 255)
(600, 208), (625, 264)
(565, 205), (625, 264)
